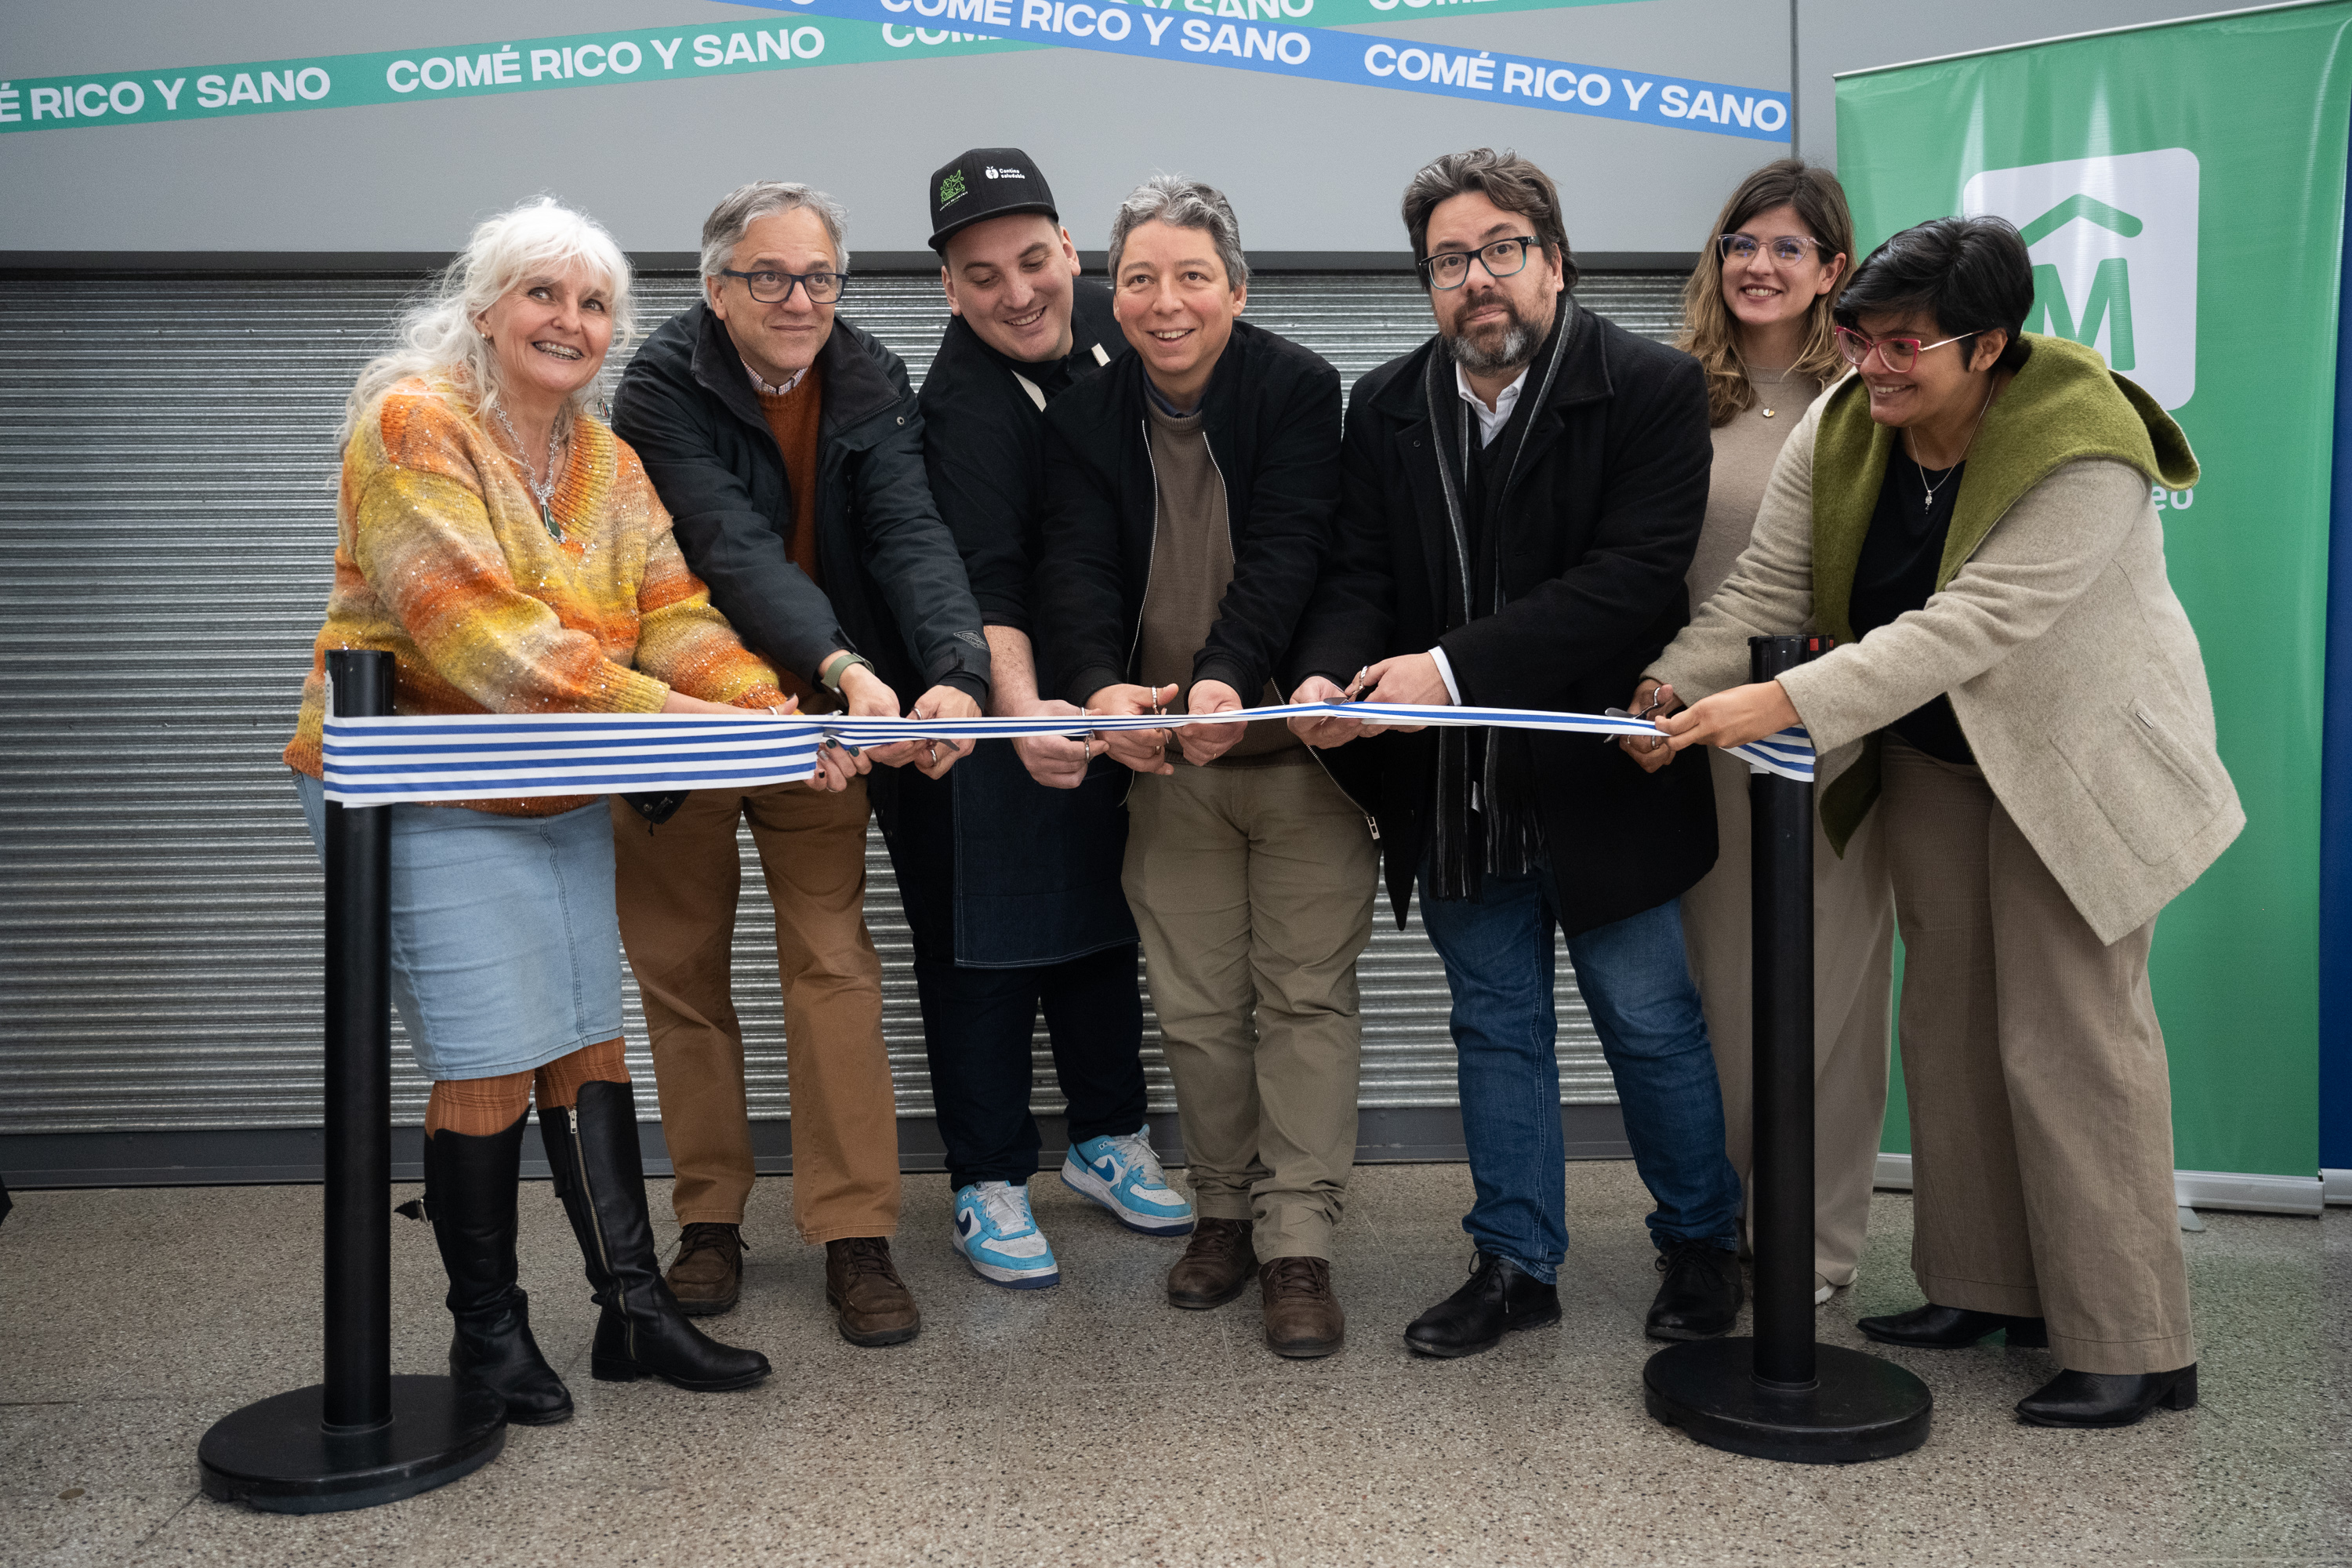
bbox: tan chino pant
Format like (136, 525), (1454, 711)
(1878, 738), (2194, 1375)
(1683, 746), (1896, 1286)
(609, 779), (901, 1243)
(1123, 758), (1378, 1261)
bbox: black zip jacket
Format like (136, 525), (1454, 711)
(612, 301), (989, 703)
(918, 279), (1127, 637)
(1035, 317), (1343, 706)
(1298, 299), (1719, 935)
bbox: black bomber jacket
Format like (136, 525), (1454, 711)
(613, 301), (989, 703)
(1033, 317), (1344, 706)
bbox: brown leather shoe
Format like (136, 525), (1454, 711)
(1167, 1217), (1258, 1310)
(824, 1237), (920, 1347)
(665, 1223), (744, 1317)
(1261, 1256), (1345, 1359)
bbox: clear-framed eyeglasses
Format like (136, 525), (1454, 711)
(717, 267), (848, 304)
(1417, 236), (1541, 291)
(1718, 233), (1834, 267)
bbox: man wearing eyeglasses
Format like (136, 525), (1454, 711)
(1294, 148), (1743, 1358)
(609, 180), (992, 1350)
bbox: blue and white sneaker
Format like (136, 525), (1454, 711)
(1062, 1126), (1196, 1236)
(951, 1181), (1060, 1289)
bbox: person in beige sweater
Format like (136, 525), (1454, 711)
(1635, 216), (2238, 1430)
(1651, 159), (1893, 1309)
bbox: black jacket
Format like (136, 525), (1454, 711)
(1299, 299), (1719, 935)
(918, 280), (1128, 637)
(613, 302), (989, 702)
(1035, 317), (1343, 706)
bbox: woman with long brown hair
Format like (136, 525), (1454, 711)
(1636, 160), (1895, 1307)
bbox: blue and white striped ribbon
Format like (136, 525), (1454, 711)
(319, 702), (1813, 804)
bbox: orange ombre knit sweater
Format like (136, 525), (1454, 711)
(284, 376), (786, 815)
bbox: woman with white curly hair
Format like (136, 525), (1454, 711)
(283, 197), (780, 1422)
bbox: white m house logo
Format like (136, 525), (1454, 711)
(1962, 148), (2200, 410)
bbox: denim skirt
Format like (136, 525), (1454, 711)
(294, 774), (626, 1082)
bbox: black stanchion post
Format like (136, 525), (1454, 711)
(1642, 635), (1934, 1464)
(1750, 632), (1818, 1393)
(323, 647), (395, 1432)
(198, 649), (506, 1512)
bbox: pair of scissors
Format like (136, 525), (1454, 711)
(1602, 686), (1672, 746)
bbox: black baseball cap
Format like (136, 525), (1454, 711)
(927, 147), (1059, 253)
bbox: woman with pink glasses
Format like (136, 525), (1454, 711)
(1632, 215), (2236, 1429)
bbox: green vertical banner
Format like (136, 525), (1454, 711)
(1837, 3), (2352, 1180)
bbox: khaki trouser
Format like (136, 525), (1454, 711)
(1123, 759), (1377, 1261)
(1683, 746), (1896, 1286)
(1879, 738), (2194, 1375)
(608, 779), (900, 1243)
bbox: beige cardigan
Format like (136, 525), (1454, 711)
(1655, 367), (2242, 946)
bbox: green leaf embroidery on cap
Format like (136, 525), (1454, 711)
(939, 169), (968, 205)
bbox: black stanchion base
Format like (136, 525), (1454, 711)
(1643, 1339), (1933, 1465)
(198, 1375), (506, 1514)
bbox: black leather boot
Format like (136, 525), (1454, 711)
(1858, 1303), (2049, 1349)
(1405, 1251), (1561, 1359)
(1645, 1239), (1744, 1341)
(541, 1081), (771, 1392)
(2017, 1364), (2197, 1428)
(416, 1116), (574, 1425)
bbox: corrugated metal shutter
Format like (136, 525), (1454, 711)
(0, 270), (1687, 1135)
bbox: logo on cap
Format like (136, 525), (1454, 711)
(939, 169), (969, 206)
(983, 165), (1025, 180)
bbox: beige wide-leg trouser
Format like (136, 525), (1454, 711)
(1123, 758), (1377, 1262)
(1878, 737), (2194, 1375)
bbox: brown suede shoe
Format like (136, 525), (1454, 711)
(665, 1223), (745, 1318)
(1167, 1217), (1258, 1310)
(1261, 1256), (1345, 1359)
(824, 1237), (920, 1347)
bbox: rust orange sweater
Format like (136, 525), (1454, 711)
(284, 376), (785, 814)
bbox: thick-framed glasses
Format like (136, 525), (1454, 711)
(1416, 236), (1540, 291)
(1833, 325), (1969, 374)
(718, 267), (847, 304)
(1719, 232), (1833, 267)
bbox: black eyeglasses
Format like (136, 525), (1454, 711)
(1719, 233), (1833, 267)
(1416, 236), (1540, 291)
(718, 267), (847, 304)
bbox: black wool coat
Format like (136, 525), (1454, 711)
(1033, 317), (1343, 707)
(612, 302), (990, 702)
(1296, 299), (1719, 935)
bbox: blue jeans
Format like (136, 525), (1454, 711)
(1421, 864), (1742, 1283)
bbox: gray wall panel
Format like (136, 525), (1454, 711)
(0, 267), (1685, 1141)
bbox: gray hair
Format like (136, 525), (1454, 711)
(699, 181), (851, 280)
(341, 195), (633, 447)
(1105, 175), (1248, 289)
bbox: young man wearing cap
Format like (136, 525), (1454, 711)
(609, 181), (990, 1349)
(889, 147), (1194, 1290)
(1036, 175), (1377, 1358)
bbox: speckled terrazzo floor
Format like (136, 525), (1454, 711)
(2, 1161), (2344, 1567)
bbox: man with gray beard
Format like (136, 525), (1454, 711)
(1288, 149), (1743, 1359)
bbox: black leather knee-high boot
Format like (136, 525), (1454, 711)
(540, 1080), (771, 1392)
(418, 1115), (575, 1425)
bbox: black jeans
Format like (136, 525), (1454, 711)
(881, 755), (1149, 1191)
(913, 944), (1150, 1189)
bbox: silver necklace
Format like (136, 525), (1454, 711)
(488, 401), (567, 539)
(1910, 382), (1996, 510)
(1734, 350), (1793, 419)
